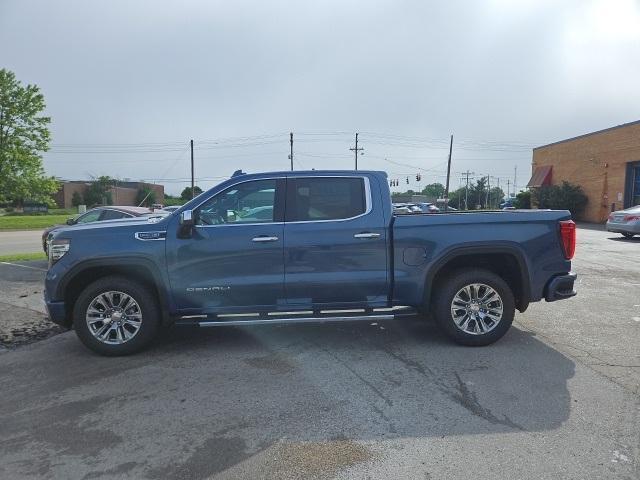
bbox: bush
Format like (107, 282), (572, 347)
(533, 181), (588, 217)
(513, 190), (531, 209)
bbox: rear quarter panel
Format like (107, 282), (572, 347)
(392, 210), (573, 306)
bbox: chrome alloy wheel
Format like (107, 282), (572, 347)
(85, 291), (143, 345)
(450, 283), (503, 335)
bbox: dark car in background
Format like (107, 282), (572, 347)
(42, 206), (155, 253)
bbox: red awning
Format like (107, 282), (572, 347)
(527, 165), (553, 188)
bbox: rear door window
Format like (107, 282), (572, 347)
(286, 177), (367, 222)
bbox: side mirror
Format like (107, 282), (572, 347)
(178, 210), (194, 238)
(180, 210), (194, 226)
(66, 218), (76, 225)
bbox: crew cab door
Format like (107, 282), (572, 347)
(283, 175), (388, 306)
(166, 178), (285, 313)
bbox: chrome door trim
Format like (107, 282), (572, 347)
(193, 175), (373, 228)
(353, 232), (381, 239)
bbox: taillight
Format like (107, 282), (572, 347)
(559, 220), (576, 260)
(623, 215), (640, 222)
(608, 214), (614, 221)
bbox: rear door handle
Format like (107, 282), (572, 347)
(354, 232), (381, 239)
(252, 236), (279, 242)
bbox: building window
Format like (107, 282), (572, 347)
(633, 165), (640, 207)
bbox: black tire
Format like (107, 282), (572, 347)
(73, 275), (160, 356)
(432, 268), (515, 346)
(622, 233), (635, 239)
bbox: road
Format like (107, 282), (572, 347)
(0, 227), (638, 479)
(0, 230), (43, 255)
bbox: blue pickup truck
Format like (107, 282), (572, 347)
(44, 170), (577, 355)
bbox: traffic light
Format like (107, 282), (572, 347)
(406, 177), (409, 184)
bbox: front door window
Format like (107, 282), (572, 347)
(196, 180), (277, 225)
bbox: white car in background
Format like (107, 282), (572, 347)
(606, 205), (640, 238)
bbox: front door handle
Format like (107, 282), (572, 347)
(354, 232), (381, 239)
(252, 235), (279, 242)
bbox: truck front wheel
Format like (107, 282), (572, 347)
(73, 275), (160, 356)
(433, 269), (515, 346)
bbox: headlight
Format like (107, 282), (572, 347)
(49, 239), (70, 266)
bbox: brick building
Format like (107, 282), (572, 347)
(53, 180), (164, 208)
(529, 120), (640, 223)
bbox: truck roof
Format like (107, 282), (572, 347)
(230, 170), (388, 179)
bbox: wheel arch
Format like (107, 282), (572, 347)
(423, 244), (531, 313)
(58, 257), (171, 327)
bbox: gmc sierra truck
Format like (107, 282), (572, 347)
(44, 170), (577, 356)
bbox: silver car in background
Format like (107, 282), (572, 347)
(606, 205), (640, 238)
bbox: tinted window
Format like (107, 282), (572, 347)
(288, 177), (366, 221)
(75, 210), (102, 223)
(196, 179), (277, 225)
(101, 210), (133, 220)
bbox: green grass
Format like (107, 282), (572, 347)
(0, 214), (71, 230)
(0, 252), (47, 262)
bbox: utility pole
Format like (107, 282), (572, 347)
(444, 134), (453, 212)
(349, 132), (364, 170)
(507, 179), (511, 197)
(289, 132), (294, 171)
(463, 170), (473, 210)
(190, 139), (195, 199)
(513, 165), (517, 194)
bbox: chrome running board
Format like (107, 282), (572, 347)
(197, 313), (395, 327)
(175, 307), (417, 328)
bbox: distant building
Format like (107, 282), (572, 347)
(53, 180), (164, 208)
(529, 120), (640, 222)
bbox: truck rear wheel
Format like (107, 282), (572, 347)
(433, 269), (514, 346)
(73, 275), (160, 356)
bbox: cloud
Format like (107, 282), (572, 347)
(1, 0), (638, 194)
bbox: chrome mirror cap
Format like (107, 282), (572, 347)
(180, 210), (194, 226)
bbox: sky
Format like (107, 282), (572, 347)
(1, 0), (639, 195)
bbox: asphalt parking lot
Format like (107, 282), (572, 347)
(0, 226), (638, 479)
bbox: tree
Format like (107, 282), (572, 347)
(488, 186), (505, 209)
(71, 191), (83, 207)
(448, 187), (466, 209)
(421, 183), (445, 200)
(0, 69), (58, 206)
(469, 177), (488, 209)
(136, 187), (156, 207)
(181, 186), (203, 200)
(83, 176), (113, 206)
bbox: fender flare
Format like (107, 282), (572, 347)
(57, 256), (174, 317)
(423, 243), (531, 312)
